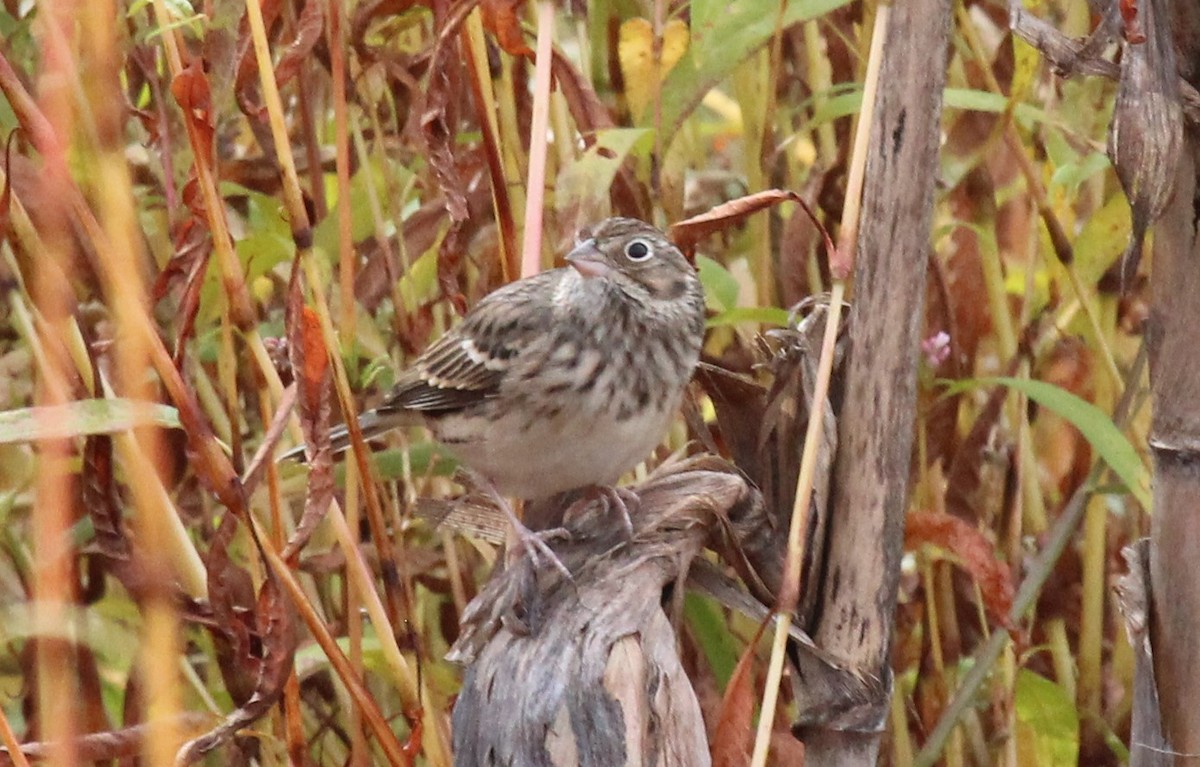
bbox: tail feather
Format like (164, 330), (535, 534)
(277, 409), (417, 463)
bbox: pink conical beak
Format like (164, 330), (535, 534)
(566, 239), (612, 279)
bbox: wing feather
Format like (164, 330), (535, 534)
(377, 271), (561, 415)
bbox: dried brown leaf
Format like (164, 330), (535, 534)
(905, 511), (1015, 628)
(670, 189), (831, 263)
(171, 59), (215, 159)
(205, 514), (260, 706)
(177, 577), (297, 765)
(943, 381), (1008, 524)
(274, 0), (325, 86)
(419, 1), (476, 225)
(233, 0), (284, 120)
(551, 50), (647, 218)
(711, 619), (768, 767)
(1107, 0), (1182, 288)
(1, 714), (213, 765)
(481, 0), (531, 56)
(281, 262), (333, 557)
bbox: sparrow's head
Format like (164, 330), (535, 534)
(565, 217), (698, 304)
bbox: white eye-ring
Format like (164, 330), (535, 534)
(624, 238), (653, 262)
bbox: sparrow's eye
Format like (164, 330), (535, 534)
(624, 238), (653, 261)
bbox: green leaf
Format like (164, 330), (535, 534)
(684, 593), (741, 688)
(809, 87), (1052, 133)
(312, 160), (412, 259)
(950, 377), (1150, 508)
(649, 0), (852, 143)
(340, 441), (457, 484)
(942, 88), (1050, 127)
(707, 306), (790, 328)
(0, 400), (181, 444)
(696, 255), (739, 312)
(1015, 669), (1080, 767)
(1049, 151), (1111, 194)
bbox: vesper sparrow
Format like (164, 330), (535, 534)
(287, 217), (706, 562)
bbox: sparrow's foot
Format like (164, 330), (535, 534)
(564, 485), (640, 538)
(600, 485), (639, 537)
(470, 475), (573, 580)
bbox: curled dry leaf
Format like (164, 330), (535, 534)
(905, 511), (1015, 630)
(481, 0), (531, 56)
(151, 221), (211, 365)
(171, 58), (215, 160)
(178, 576), (297, 765)
(282, 262), (333, 558)
(273, 0), (325, 86)
(711, 618), (768, 767)
(205, 514), (261, 706)
(419, 2), (483, 305)
(943, 380), (1009, 525)
(670, 189), (832, 263)
(1107, 0), (1181, 288)
(420, 1), (475, 224)
(233, 0), (284, 120)
(551, 50), (648, 219)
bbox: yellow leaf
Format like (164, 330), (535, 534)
(1009, 36), (1040, 105)
(1073, 193), (1132, 285)
(619, 17), (689, 121)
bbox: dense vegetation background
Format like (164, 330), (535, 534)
(0, 0), (1172, 764)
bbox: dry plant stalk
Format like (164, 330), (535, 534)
(449, 457), (755, 767)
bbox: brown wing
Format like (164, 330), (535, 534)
(377, 270), (559, 415)
(380, 332), (505, 413)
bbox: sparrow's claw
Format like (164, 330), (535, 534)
(470, 472), (573, 580)
(509, 523), (573, 580)
(564, 485), (640, 538)
(596, 486), (638, 537)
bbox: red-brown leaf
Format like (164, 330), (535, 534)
(906, 511), (1015, 628)
(481, 0), (532, 56)
(670, 189), (832, 263)
(274, 0), (325, 85)
(171, 59), (215, 158)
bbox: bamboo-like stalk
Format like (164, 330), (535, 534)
(954, 4), (1121, 387)
(148, 0), (293, 422)
(1078, 494), (1109, 720)
(748, 8), (891, 766)
(329, 0), (357, 352)
(496, 53), (528, 225)
(926, 558), (964, 767)
(0, 704), (33, 767)
(259, 541), (415, 766)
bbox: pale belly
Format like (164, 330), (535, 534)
(433, 403), (675, 499)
